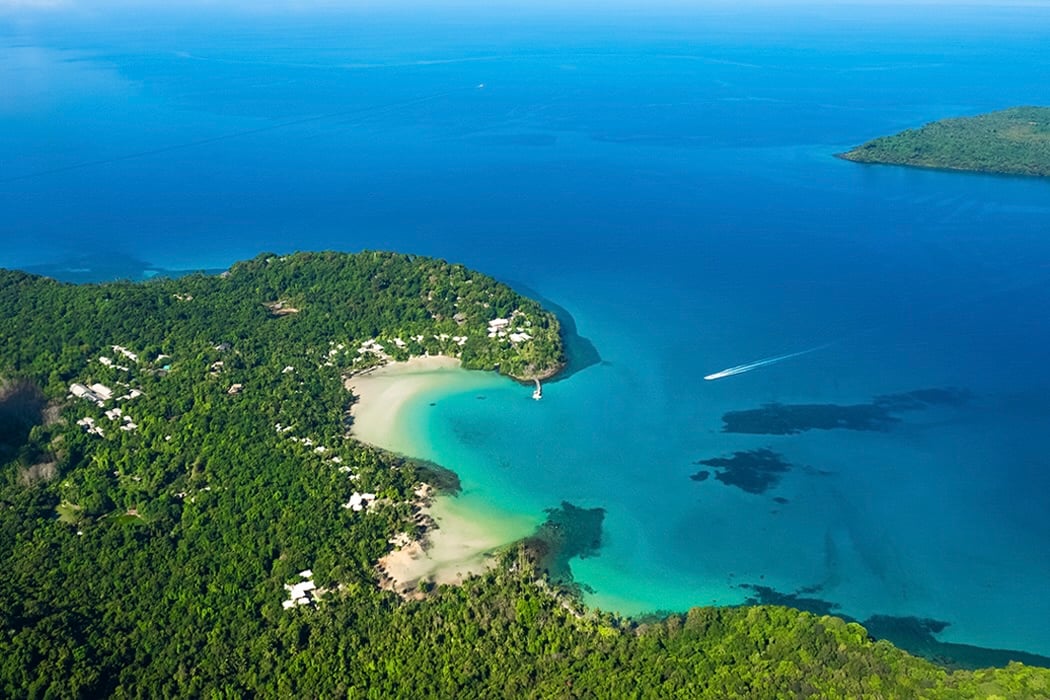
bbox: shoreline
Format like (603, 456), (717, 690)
(346, 355), (537, 595)
(834, 150), (1049, 181)
(345, 354), (466, 455)
(377, 494), (536, 597)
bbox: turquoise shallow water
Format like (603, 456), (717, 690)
(401, 266), (1050, 655)
(3, 3), (1050, 656)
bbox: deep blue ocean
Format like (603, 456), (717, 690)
(3, 3), (1050, 657)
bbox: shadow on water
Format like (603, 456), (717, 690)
(505, 282), (602, 382)
(692, 447), (793, 495)
(720, 387), (972, 435)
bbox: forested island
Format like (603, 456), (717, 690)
(839, 106), (1050, 177)
(2, 251), (1049, 697)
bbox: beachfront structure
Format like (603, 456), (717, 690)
(356, 339), (389, 360)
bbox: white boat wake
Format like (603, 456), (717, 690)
(704, 343), (833, 381)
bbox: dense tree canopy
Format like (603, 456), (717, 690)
(839, 106), (1050, 177)
(1, 251), (1047, 698)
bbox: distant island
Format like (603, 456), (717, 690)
(2, 251), (1050, 697)
(838, 106), (1050, 177)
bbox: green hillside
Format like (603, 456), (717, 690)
(839, 106), (1050, 177)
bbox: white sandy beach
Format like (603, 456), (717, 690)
(347, 356), (536, 593)
(346, 355), (465, 454)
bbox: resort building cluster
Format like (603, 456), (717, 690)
(328, 305), (542, 376)
(487, 311), (533, 344)
(69, 344), (151, 437)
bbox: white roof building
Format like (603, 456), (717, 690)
(282, 572), (319, 610)
(112, 345), (139, 362)
(343, 492), (377, 512)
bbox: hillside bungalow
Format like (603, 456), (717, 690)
(89, 383), (114, 401)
